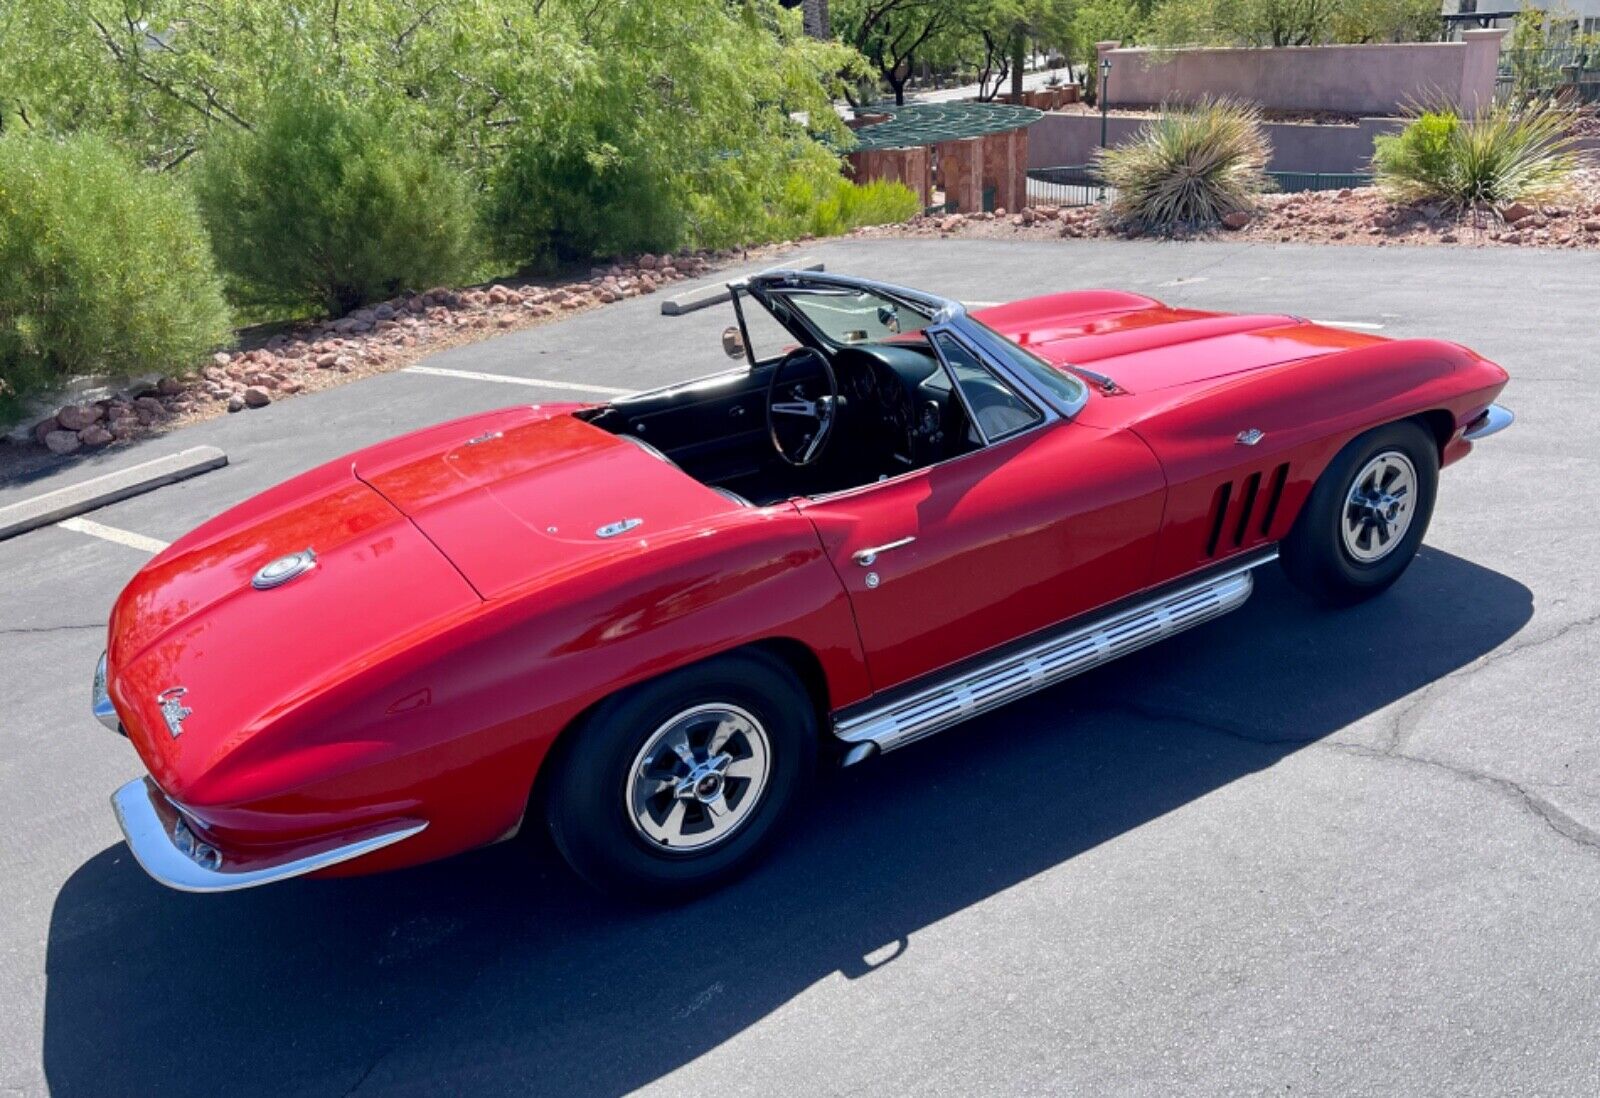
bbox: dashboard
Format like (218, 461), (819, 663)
(833, 342), (966, 465)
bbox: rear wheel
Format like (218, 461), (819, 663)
(1280, 421), (1438, 605)
(544, 651), (816, 899)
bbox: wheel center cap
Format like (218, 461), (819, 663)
(694, 773), (723, 801)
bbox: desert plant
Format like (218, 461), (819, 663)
(1371, 101), (1585, 211)
(195, 90), (481, 316)
(773, 174), (923, 238)
(1095, 97), (1272, 230)
(0, 134), (231, 422)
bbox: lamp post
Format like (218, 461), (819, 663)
(1099, 56), (1112, 149)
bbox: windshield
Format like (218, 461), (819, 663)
(971, 319), (1088, 409)
(770, 287), (933, 347)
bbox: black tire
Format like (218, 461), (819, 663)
(1280, 420), (1439, 606)
(544, 650), (817, 899)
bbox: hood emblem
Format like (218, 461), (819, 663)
(1236, 428), (1265, 446)
(596, 518), (643, 539)
(157, 687), (192, 739)
(252, 548), (317, 590)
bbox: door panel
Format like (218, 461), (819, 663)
(800, 421), (1167, 692)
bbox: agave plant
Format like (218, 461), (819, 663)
(1371, 100), (1586, 212)
(1094, 97), (1272, 231)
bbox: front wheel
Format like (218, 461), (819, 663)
(544, 651), (816, 899)
(1280, 420), (1439, 606)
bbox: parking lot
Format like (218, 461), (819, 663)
(2, 236), (1598, 1095)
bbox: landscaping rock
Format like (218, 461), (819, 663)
(55, 404), (100, 431)
(242, 386), (271, 408)
(44, 430), (82, 455)
(156, 376), (185, 396)
(31, 417), (60, 445)
(227, 396), (246, 412)
(78, 424), (113, 447)
(1501, 202), (1535, 223)
(1222, 211), (1252, 230)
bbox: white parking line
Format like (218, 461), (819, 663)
(1308, 319), (1387, 331)
(403, 365), (631, 395)
(57, 517), (169, 554)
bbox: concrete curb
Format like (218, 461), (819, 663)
(0, 446), (228, 543)
(660, 258), (824, 316)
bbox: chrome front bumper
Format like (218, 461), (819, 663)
(1463, 403), (1514, 442)
(110, 777), (427, 893)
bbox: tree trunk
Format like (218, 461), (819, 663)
(802, 0), (831, 40)
(1009, 29), (1026, 101)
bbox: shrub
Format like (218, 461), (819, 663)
(773, 174), (923, 239)
(1372, 102), (1585, 212)
(196, 91), (481, 316)
(1095, 97), (1272, 231)
(0, 134), (231, 421)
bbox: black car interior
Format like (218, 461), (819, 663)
(579, 285), (1039, 506)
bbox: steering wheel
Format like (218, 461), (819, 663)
(766, 347), (840, 467)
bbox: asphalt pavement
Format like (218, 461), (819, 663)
(1, 236), (1596, 1096)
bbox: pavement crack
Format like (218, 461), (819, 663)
(1328, 742), (1600, 856)
(1383, 610), (1600, 754)
(0, 623), (102, 636)
(1113, 698), (1600, 858)
(1110, 698), (1317, 747)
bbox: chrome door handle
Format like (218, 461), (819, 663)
(853, 536), (915, 567)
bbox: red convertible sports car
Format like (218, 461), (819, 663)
(94, 271), (1512, 897)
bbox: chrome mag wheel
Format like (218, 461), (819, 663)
(627, 703), (772, 852)
(1342, 450), (1417, 563)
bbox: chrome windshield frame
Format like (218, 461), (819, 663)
(740, 270), (1088, 421)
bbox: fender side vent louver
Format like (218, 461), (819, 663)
(1259, 463), (1290, 537)
(1205, 481), (1233, 556)
(1207, 462), (1291, 556)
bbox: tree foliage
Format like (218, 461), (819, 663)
(1143, 0), (1442, 48)
(0, 134), (231, 418)
(0, 0), (866, 277)
(195, 89), (482, 315)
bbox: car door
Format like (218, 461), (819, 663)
(799, 332), (1168, 694)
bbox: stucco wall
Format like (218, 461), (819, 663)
(1098, 30), (1506, 118)
(1027, 113), (1405, 174)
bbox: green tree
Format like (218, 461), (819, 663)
(834, 0), (968, 104)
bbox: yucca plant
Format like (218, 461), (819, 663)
(1094, 97), (1272, 231)
(1371, 101), (1586, 212)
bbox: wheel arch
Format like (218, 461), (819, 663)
(523, 636), (836, 824)
(1411, 408), (1456, 462)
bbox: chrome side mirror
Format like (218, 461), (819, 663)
(721, 326), (747, 360)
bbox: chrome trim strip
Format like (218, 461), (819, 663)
(92, 650), (121, 733)
(1462, 403), (1514, 442)
(110, 777), (427, 893)
(834, 550), (1277, 758)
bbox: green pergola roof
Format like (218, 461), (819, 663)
(845, 101), (1044, 152)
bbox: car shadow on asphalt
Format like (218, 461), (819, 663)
(40, 548), (1531, 1097)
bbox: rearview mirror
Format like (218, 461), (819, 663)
(721, 326), (747, 360)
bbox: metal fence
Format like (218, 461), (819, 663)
(1497, 46), (1600, 104)
(1266, 171), (1373, 193)
(1024, 166), (1370, 209)
(1026, 166), (1110, 207)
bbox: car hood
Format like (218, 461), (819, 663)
(354, 405), (742, 599)
(972, 292), (1384, 394)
